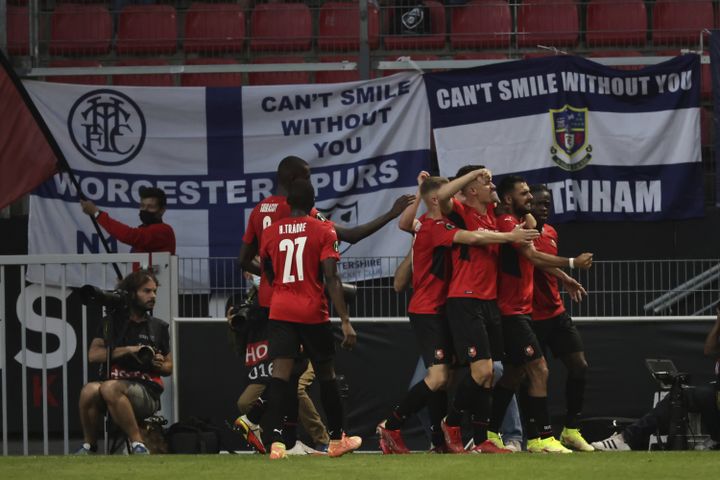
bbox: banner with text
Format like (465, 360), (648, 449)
(25, 74), (430, 288)
(425, 54), (703, 221)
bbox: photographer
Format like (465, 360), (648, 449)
(592, 308), (720, 451)
(75, 269), (172, 455)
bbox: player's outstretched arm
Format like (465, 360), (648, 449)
(436, 168), (488, 203)
(398, 171), (429, 233)
(453, 224), (539, 247)
(393, 248), (413, 293)
(322, 258), (356, 350)
(521, 246), (593, 271)
(238, 242), (261, 276)
(541, 267), (588, 302)
(335, 194), (415, 244)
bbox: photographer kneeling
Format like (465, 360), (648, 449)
(76, 269), (172, 455)
(593, 309), (720, 451)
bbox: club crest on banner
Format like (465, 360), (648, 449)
(549, 104), (592, 172)
(67, 89), (146, 166)
(318, 201), (359, 254)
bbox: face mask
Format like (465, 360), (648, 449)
(139, 210), (160, 225)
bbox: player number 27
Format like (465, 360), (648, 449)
(278, 236), (307, 283)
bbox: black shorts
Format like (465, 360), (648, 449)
(408, 313), (453, 367)
(267, 319), (335, 363)
(502, 314), (544, 366)
(446, 298), (503, 364)
(531, 311), (584, 358)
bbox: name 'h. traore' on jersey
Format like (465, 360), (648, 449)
(259, 215), (340, 325)
(408, 214), (458, 315)
(532, 223), (566, 321)
(446, 198), (499, 300)
(242, 195), (322, 309)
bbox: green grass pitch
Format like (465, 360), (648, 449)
(1, 452), (718, 480)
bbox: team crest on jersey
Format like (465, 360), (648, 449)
(524, 345), (535, 357)
(318, 201), (359, 254)
(549, 104), (592, 172)
(434, 349), (445, 361)
(445, 223), (455, 230)
(468, 346), (477, 358)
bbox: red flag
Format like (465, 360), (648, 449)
(0, 51), (63, 209)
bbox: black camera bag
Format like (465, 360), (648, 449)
(165, 417), (221, 454)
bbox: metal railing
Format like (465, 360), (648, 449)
(175, 257), (720, 319)
(0, 253), (175, 455)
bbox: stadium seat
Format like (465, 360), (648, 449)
(46, 60), (106, 85)
(586, 0), (647, 47)
(49, 4), (112, 55)
(516, 0), (579, 48)
(450, 0), (511, 49)
(382, 54), (439, 76)
(113, 59), (174, 87)
(184, 2), (245, 54)
(652, 0), (714, 47)
(318, 2), (379, 51)
(248, 57), (311, 85)
(7, 6), (28, 56)
(315, 56), (362, 84)
(383, 0), (446, 50)
(116, 5), (178, 55)
(250, 3), (312, 52)
(181, 58), (243, 87)
(587, 49), (645, 71)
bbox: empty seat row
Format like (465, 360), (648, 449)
(6, 0), (716, 57)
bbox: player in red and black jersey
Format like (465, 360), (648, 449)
(234, 156), (412, 451)
(378, 170), (538, 454)
(491, 175), (592, 454)
(259, 178), (361, 459)
(529, 184), (594, 451)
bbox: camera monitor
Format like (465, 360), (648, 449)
(645, 358), (679, 390)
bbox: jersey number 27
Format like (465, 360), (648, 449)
(278, 237), (307, 283)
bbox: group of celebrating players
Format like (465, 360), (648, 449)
(233, 155), (595, 458)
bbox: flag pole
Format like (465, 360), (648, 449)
(0, 51), (123, 281)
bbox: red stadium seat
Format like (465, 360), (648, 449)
(7, 6), (28, 56)
(652, 0), (714, 47)
(113, 59), (174, 87)
(315, 56), (362, 84)
(116, 5), (178, 55)
(586, 0), (647, 47)
(184, 2), (245, 54)
(49, 4), (112, 55)
(587, 49), (645, 71)
(181, 58), (243, 87)
(383, 0), (446, 50)
(47, 60), (106, 85)
(318, 2), (379, 51)
(248, 57), (311, 86)
(454, 52), (508, 60)
(250, 3), (312, 52)
(450, 0), (511, 49)
(382, 54), (439, 76)
(517, 0), (579, 48)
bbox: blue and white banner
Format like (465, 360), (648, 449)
(425, 55), (703, 221)
(25, 74), (430, 288)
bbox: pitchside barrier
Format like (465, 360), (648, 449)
(1, 255), (718, 455)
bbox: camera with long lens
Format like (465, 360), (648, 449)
(229, 302), (252, 331)
(78, 285), (130, 310)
